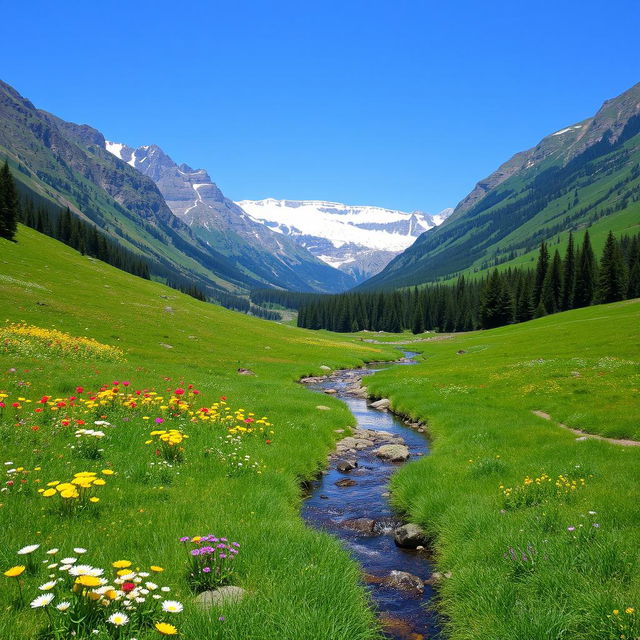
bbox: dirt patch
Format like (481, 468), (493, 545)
(532, 410), (640, 447)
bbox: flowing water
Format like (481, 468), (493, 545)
(302, 354), (441, 639)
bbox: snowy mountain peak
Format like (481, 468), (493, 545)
(236, 199), (452, 280)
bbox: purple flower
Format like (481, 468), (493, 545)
(217, 543), (226, 549)
(232, 542), (240, 547)
(155, 417), (164, 424)
(203, 567), (211, 573)
(567, 526), (575, 531)
(220, 538), (228, 542)
(180, 536), (190, 542)
(218, 616), (225, 622)
(191, 549), (200, 556)
(219, 553), (227, 559)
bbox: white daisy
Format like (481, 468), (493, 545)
(160, 586), (171, 592)
(73, 547), (87, 554)
(69, 564), (96, 576)
(47, 563), (58, 569)
(107, 612), (129, 626)
(31, 593), (54, 608)
(39, 581), (57, 591)
(56, 601), (71, 611)
(152, 594), (162, 599)
(145, 581), (158, 590)
(18, 544), (40, 555)
(59, 564), (72, 572)
(60, 557), (77, 565)
(46, 548), (59, 555)
(162, 600), (183, 613)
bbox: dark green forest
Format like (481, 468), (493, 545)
(296, 230), (640, 333)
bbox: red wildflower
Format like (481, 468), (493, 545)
(39, 396), (50, 404)
(76, 386), (84, 394)
(122, 582), (135, 593)
(12, 402), (20, 408)
(31, 426), (39, 431)
(174, 388), (185, 396)
(266, 440), (271, 445)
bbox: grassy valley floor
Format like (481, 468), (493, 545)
(366, 301), (640, 640)
(0, 227), (401, 639)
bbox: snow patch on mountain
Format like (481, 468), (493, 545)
(236, 198), (452, 280)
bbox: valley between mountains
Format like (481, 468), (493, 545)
(0, 75), (638, 640)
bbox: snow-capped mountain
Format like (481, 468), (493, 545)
(105, 142), (356, 292)
(236, 199), (453, 281)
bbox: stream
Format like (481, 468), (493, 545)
(301, 353), (441, 640)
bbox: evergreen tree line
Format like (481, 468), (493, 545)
(1, 160), (150, 279)
(250, 288), (318, 310)
(297, 230), (640, 333)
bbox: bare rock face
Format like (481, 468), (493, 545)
(195, 586), (246, 609)
(374, 444), (410, 462)
(393, 523), (427, 548)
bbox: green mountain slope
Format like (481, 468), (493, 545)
(361, 82), (640, 289)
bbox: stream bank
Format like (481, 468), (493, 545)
(301, 355), (441, 640)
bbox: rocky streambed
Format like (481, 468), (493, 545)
(300, 356), (442, 640)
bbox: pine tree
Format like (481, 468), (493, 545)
(596, 231), (628, 303)
(0, 161), (20, 241)
(541, 250), (563, 313)
(625, 235), (640, 299)
(533, 241), (549, 306)
(573, 231), (596, 308)
(480, 270), (513, 329)
(561, 231), (576, 310)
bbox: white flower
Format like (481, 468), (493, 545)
(39, 581), (57, 591)
(152, 594), (162, 599)
(69, 564), (95, 576)
(60, 557), (77, 565)
(145, 581), (158, 590)
(18, 544), (40, 555)
(107, 612), (129, 626)
(56, 601), (71, 611)
(160, 586), (171, 592)
(162, 600), (183, 613)
(135, 596), (145, 603)
(31, 593), (54, 608)
(59, 564), (72, 572)
(73, 547), (87, 554)
(47, 564), (58, 569)
(46, 548), (59, 555)
(139, 588), (149, 595)
(138, 571), (150, 577)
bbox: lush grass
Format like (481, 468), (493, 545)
(0, 227), (402, 639)
(366, 301), (640, 640)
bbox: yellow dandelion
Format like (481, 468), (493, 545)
(4, 565), (26, 577)
(75, 575), (101, 588)
(150, 565), (164, 572)
(155, 622), (178, 635)
(112, 560), (132, 569)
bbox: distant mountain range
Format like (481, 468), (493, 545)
(362, 81), (640, 290)
(237, 199), (452, 282)
(104, 142), (354, 292)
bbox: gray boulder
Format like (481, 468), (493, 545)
(393, 523), (427, 548)
(374, 444), (410, 462)
(336, 459), (357, 472)
(195, 586), (246, 609)
(370, 398), (391, 410)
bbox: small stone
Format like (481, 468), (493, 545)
(159, 343), (173, 349)
(320, 365), (331, 371)
(316, 405), (331, 411)
(164, 306), (174, 313)
(335, 478), (356, 487)
(382, 570), (424, 592)
(320, 494), (329, 499)
(370, 398), (391, 410)
(324, 389), (337, 394)
(336, 459), (357, 473)
(237, 368), (255, 375)
(195, 586), (246, 609)
(342, 518), (376, 533)
(456, 350), (467, 355)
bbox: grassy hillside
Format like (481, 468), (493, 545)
(366, 302), (640, 639)
(0, 226), (400, 639)
(361, 84), (640, 290)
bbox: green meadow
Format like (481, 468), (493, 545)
(366, 301), (640, 640)
(0, 227), (399, 639)
(1, 226), (638, 640)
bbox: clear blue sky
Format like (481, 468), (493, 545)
(2, 0), (639, 212)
